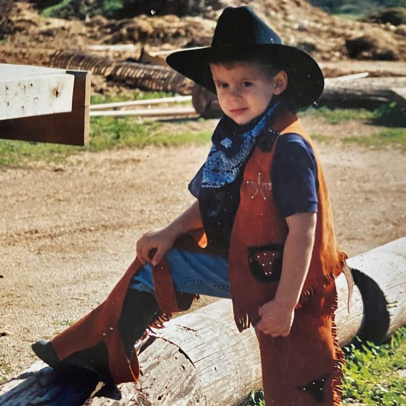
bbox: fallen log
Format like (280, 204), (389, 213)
(319, 61), (406, 79)
(48, 50), (193, 95)
(348, 237), (406, 344)
(1, 237), (405, 406)
(319, 77), (406, 109)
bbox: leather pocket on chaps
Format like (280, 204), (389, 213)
(247, 244), (284, 283)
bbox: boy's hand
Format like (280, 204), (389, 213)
(256, 300), (295, 337)
(136, 200), (203, 267)
(136, 227), (176, 266)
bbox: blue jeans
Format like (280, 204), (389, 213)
(130, 248), (231, 299)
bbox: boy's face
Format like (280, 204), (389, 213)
(210, 62), (285, 125)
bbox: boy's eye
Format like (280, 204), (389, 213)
(242, 82), (253, 87)
(215, 82), (228, 89)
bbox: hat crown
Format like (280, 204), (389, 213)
(211, 6), (282, 48)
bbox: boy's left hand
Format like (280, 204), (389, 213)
(256, 300), (295, 337)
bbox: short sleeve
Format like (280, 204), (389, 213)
(271, 133), (318, 218)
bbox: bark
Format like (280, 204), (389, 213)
(320, 77), (406, 108)
(1, 238), (406, 406)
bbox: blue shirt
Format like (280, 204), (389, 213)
(272, 133), (318, 217)
(190, 133), (318, 251)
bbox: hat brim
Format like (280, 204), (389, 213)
(166, 44), (324, 109)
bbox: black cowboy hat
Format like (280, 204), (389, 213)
(166, 6), (324, 109)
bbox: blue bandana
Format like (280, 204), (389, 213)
(190, 99), (282, 199)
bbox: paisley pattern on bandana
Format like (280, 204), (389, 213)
(198, 99), (281, 194)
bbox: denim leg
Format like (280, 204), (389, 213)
(130, 248), (230, 299)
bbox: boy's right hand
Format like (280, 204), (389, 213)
(136, 227), (177, 266)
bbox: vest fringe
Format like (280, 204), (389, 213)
(299, 250), (348, 305)
(235, 313), (251, 332)
(147, 293), (199, 332)
(148, 311), (173, 331)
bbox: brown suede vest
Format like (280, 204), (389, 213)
(228, 110), (347, 332)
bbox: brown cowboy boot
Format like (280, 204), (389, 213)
(32, 289), (161, 383)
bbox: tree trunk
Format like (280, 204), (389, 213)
(320, 77), (406, 108)
(1, 238), (406, 406)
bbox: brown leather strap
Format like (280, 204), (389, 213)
(152, 229), (224, 313)
(152, 256), (184, 313)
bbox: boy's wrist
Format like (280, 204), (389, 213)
(273, 296), (297, 312)
(165, 221), (185, 240)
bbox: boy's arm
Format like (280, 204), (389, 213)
(136, 199), (203, 266)
(256, 212), (316, 337)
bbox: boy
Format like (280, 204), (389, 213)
(33, 6), (347, 405)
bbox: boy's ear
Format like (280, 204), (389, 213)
(272, 70), (288, 95)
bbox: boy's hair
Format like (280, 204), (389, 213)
(207, 50), (282, 80)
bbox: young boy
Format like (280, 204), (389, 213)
(33, 6), (347, 405)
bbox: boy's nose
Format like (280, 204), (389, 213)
(229, 87), (241, 99)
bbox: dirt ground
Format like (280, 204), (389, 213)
(1, 115), (406, 381)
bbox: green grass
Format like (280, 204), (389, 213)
(333, 13), (363, 20)
(302, 103), (406, 150)
(301, 106), (376, 124)
(1, 102), (405, 168)
(303, 103), (406, 127)
(90, 90), (175, 105)
(344, 128), (406, 150)
(240, 328), (406, 406)
(41, 0), (72, 18)
(343, 330), (406, 405)
(0, 117), (212, 167)
(0, 354), (13, 384)
(90, 116), (211, 150)
(0, 140), (78, 167)
(308, 133), (332, 143)
(54, 319), (76, 327)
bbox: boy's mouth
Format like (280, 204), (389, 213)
(230, 107), (248, 114)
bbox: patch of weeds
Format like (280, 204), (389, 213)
(344, 128), (406, 150)
(239, 389), (265, 406)
(89, 117), (211, 150)
(301, 106), (375, 124)
(334, 13), (363, 21)
(41, 0), (72, 18)
(308, 133), (332, 143)
(54, 319), (75, 327)
(0, 353), (13, 383)
(0, 140), (80, 167)
(303, 103), (406, 150)
(343, 328), (406, 406)
(303, 103), (406, 128)
(0, 116), (211, 167)
(372, 102), (406, 128)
